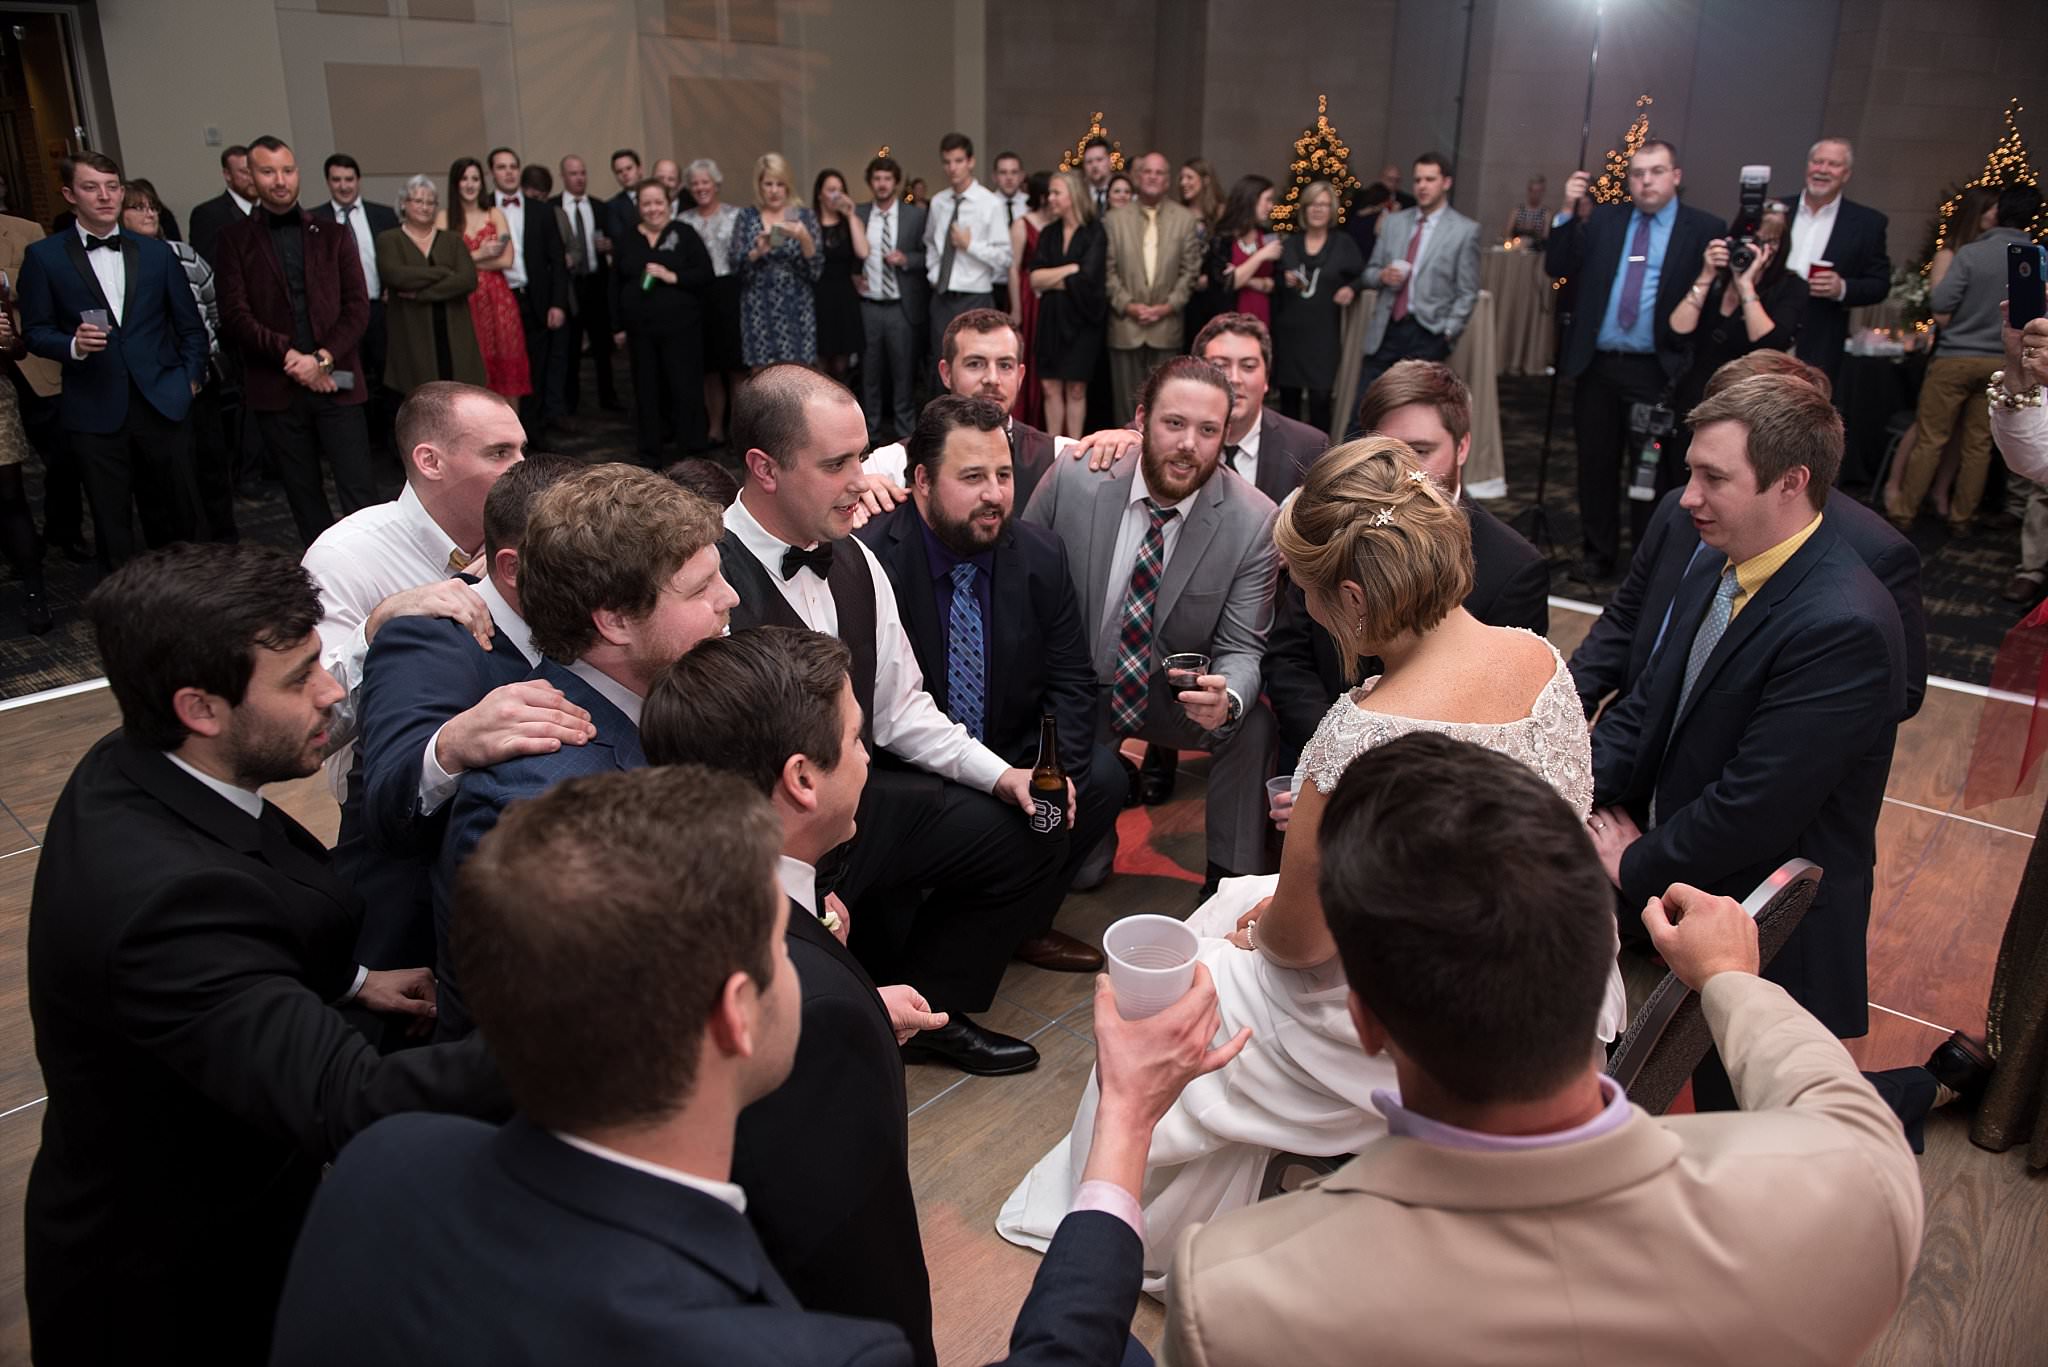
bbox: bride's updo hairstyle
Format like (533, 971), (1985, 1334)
(1275, 437), (1472, 682)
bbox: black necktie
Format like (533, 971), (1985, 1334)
(781, 542), (834, 581)
(1223, 443), (1242, 472)
(84, 233), (118, 251)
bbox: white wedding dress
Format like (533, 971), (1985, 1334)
(995, 637), (1628, 1295)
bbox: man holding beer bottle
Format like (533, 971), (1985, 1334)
(861, 393), (1120, 970)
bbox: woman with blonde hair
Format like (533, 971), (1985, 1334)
(1030, 167), (1107, 437)
(999, 438), (1625, 1292)
(730, 151), (822, 368)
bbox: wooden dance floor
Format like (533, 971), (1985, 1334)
(0, 601), (2041, 1363)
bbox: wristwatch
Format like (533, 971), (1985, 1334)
(316, 350), (335, 375)
(1224, 690), (1243, 725)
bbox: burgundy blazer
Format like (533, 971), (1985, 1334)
(214, 205), (369, 411)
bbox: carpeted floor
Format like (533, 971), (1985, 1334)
(0, 367), (2028, 698)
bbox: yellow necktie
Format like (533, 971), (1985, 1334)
(1141, 205), (1159, 289)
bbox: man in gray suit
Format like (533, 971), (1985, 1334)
(856, 155), (929, 446)
(1023, 356), (1280, 899)
(1359, 153), (1481, 398)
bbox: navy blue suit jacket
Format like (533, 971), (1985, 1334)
(1568, 487), (1926, 721)
(331, 604), (534, 969)
(1544, 200), (1725, 381)
(271, 1113), (1146, 1367)
(1590, 519), (1905, 1037)
(432, 658), (645, 1037)
(18, 228), (208, 433)
(857, 502), (1097, 783)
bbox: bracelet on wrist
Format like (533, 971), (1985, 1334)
(1989, 370), (2045, 410)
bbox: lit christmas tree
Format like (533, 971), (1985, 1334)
(1057, 113), (1125, 174)
(1273, 94), (1363, 231)
(1589, 95), (1653, 205)
(1926, 98), (2045, 262)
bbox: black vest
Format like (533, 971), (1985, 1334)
(718, 531), (880, 747)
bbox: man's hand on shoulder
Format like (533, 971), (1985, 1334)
(1066, 425), (1141, 472)
(434, 681), (596, 775)
(365, 580), (493, 649)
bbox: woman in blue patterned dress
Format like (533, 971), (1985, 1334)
(730, 152), (822, 369)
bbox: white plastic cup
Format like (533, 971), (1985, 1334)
(1103, 914), (1199, 1020)
(1265, 775), (1296, 829)
(1385, 258), (1413, 285)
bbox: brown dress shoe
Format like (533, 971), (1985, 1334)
(1012, 930), (1104, 973)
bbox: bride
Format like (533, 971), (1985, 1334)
(997, 438), (1628, 1293)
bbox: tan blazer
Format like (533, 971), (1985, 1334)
(0, 213), (62, 396)
(1103, 198), (1202, 352)
(1163, 974), (1923, 1367)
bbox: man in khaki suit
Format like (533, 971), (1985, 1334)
(1165, 732), (1923, 1367)
(1104, 151), (1201, 421)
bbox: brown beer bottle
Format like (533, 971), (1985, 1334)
(1030, 713), (1065, 836)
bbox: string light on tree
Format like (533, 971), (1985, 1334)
(1589, 95), (1653, 205)
(1273, 94), (1362, 232)
(1927, 98), (2045, 263)
(1057, 113), (1125, 174)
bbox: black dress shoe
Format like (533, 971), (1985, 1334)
(22, 587), (53, 635)
(1119, 753), (1143, 809)
(1925, 1030), (1993, 1106)
(900, 1017), (1040, 1076)
(1138, 746), (1179, 805)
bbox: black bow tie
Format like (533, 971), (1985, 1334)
(84, 233), (118, 252)
(780, 542), (834, 581)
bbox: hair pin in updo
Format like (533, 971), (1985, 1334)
(1371, 507), (1395, 527)
(1406, 469), (1430, 485)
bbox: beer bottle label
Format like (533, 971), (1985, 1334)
(1030, 795), (1063, 834)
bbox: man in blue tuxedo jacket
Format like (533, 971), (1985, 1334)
(272, 763), (1249, 1367)
(18, 151), (208, 567)
(431, 463), (738, 1037)
(1587, 375), (1906, 1107)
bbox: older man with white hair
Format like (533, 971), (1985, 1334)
(1784, 137), (1890, 384)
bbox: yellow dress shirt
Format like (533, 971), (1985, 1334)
(1728, 510), (1823, 620)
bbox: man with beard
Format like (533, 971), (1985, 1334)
(719, 364), (1066, 1076)
(25, 542), (508, 1365)
(432, 463), (738, 1038)
(860, 395), (1117, 963)
(1023, 355), (1280, 900)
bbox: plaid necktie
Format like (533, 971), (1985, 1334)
(1108, 500), (1179, 735)
(946, 562), (985, 740)
(1652, 567), (1740, 827)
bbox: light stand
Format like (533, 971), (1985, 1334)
(1517, 0), (1604, 558)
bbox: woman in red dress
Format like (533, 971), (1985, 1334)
(1007, 171), (1051, 429)
(446, 156), (529, 399)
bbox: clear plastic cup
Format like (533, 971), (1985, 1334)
(1103, 914), (1199, 1020)
(1265, 775), (1295, 829)
(1163, 652), (1211, 691)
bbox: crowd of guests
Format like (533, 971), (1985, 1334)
(13, 122), (2046, 1366)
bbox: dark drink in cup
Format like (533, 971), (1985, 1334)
(1163, 652), (1211, 691)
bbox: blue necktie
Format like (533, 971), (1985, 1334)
(946, 562), (985, 740)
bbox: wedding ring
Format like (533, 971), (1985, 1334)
(1591, 817), (1605, 832)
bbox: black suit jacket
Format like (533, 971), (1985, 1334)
(307, 200), (401, 260)
(187, 188), (252, 265)
(25, 732), (507, 1366)
(271, 1112), (1146, 1367)
(857, 502), (1097, 783)
(1246, 406), (1326, 504)
(505, 194), (572, 322)
(1793, 199), (1890, 382)
(1544, 200), (1725, 380)
(1591, 520), (1905, 1037)
(1266, 498), (1551, 759)
(734, 899), (934, 1366)
(605, 188), (641, 253)
(1568, 487), (1926, 721)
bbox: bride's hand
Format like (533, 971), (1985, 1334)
(1226, 896), (1274, 951)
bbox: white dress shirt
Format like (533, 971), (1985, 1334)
(304, 483), (475, 796)
(777, 854), (820, 918)
(166, 752), (369, 1001)
(228, 188), (254, 217)
(724, 494), (1008, 792)
(330, 199), (381, 298)
(1786, 193), (1841, 282)
(565, 657), (644, 725)
(923, 179), (1012, 293)
(416, 575), (539, 816)
(1001, 188), (1030, 224)
(552, 1133), (747, 1212)
(496, 191), (528, 289)
(1224, 415), (1264, 490)
(863, 199), (902, 299)
(69, 223), (126, 360)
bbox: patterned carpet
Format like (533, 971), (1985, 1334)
(0, 368), (2025, 699)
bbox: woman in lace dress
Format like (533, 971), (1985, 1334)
(998, 439), (1628, 1293)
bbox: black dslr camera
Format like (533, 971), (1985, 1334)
(1727, 164), (1772, 273)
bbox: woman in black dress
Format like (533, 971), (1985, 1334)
(1271, 180), (1364, 434)
(1029, 168), (1107, 439)
(811, 168), (869, 382)
(611, 180), (716, 465)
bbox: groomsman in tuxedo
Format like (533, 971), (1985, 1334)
(433, 464), (737, 1038)
(308, 153), (398, 455)
(605, 147), (643, 248)
(485, 146), (572, 433)
(1265, 361), (1548, 765)
(1587, 375), (1906, 1107)
(860, 395), (1115, 960)
(555, 154), (621, 413)
(214, 135), (377, 545)
(186, 143), (255, 265)
(25, 542), (507, 1365)
(718, 364), (1064, 1076)
(643, 628), (947, 1366)
(272, 764), (1248, 1366)
(1024, 356), (1281, 899)
(18, 151), (209, 568)
(856, 155), (928, 446)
